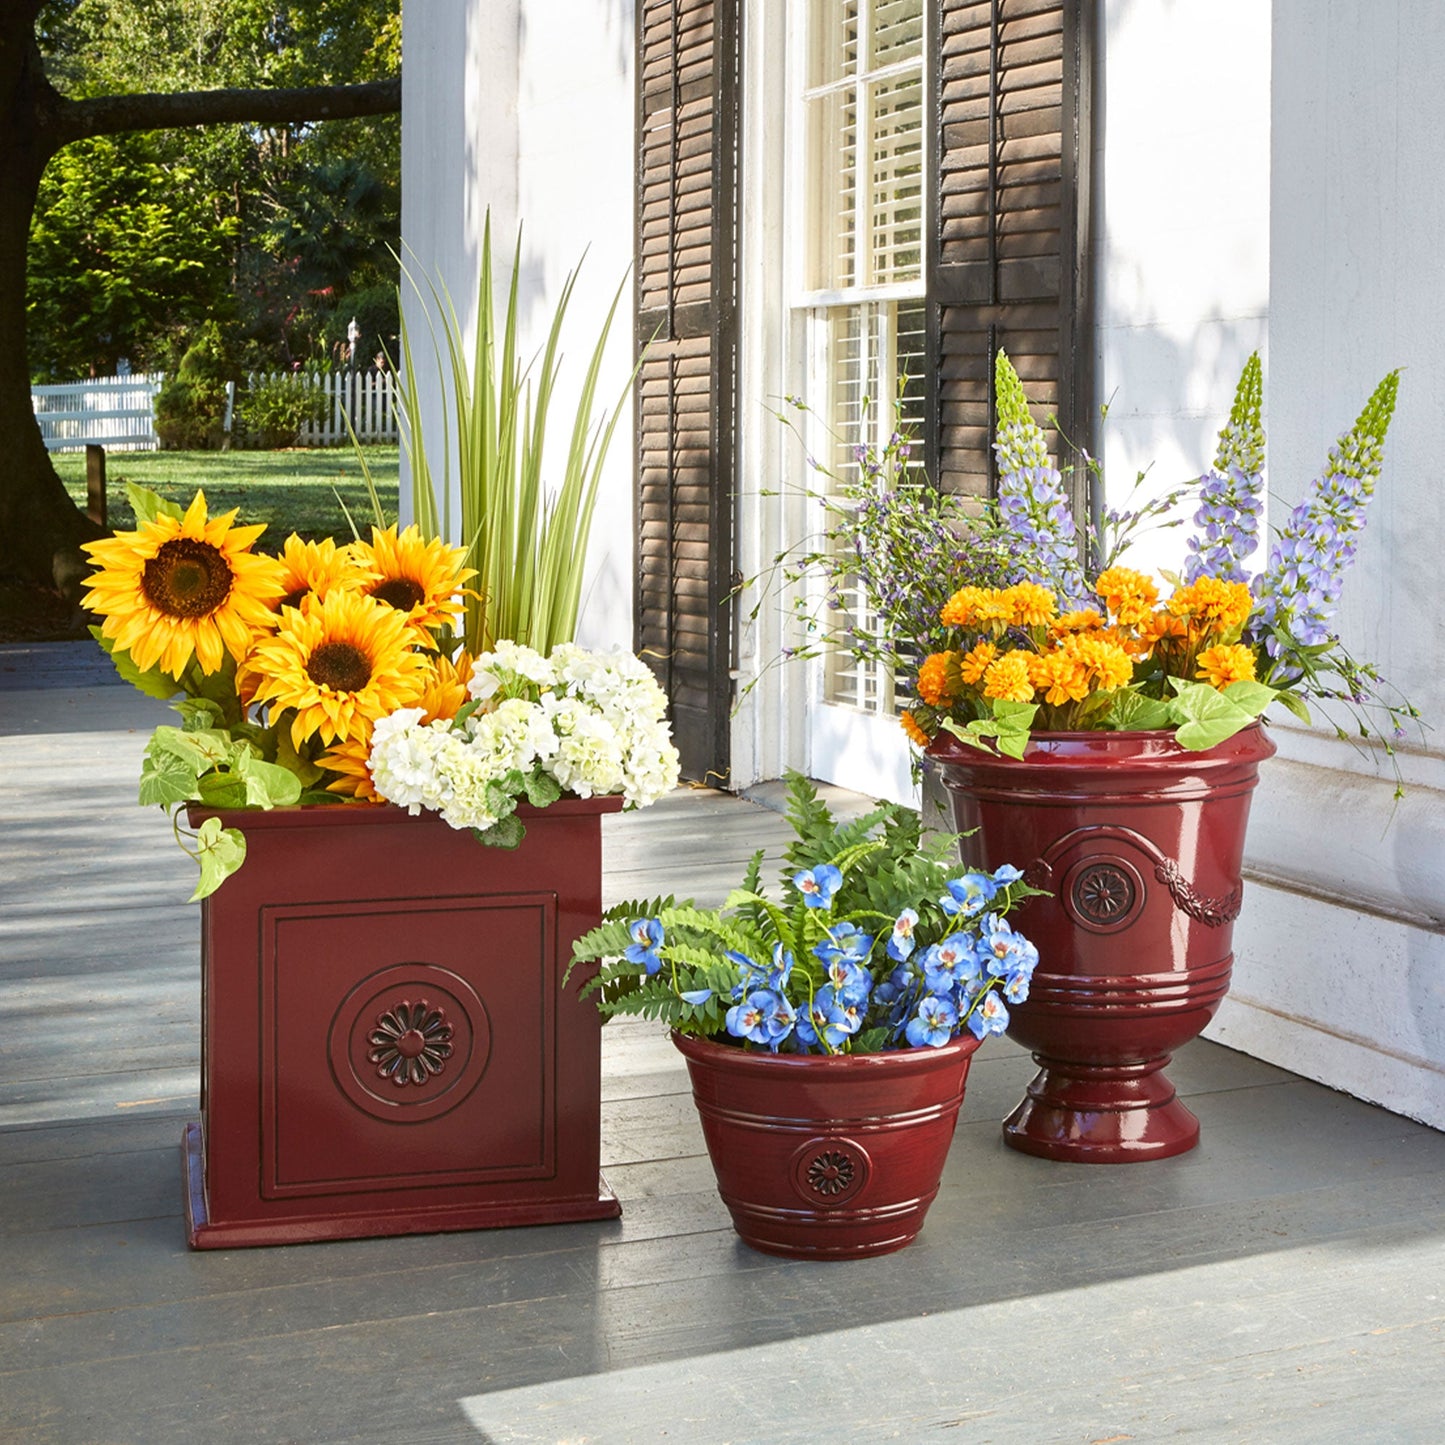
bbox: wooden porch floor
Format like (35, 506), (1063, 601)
(2, 642), (1443, 1444)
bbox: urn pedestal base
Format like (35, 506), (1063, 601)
(1001, 1053), (1200, 1163)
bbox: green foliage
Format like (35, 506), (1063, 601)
(237, 373), (326, 449)
(154, 323), (238, 449)
(384, 215), (637, 654)
(27, 135), (237, 380)
(32, 0), (402, 376)
(568, 773), (1042, 1053)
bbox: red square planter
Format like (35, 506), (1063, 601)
(182, 797), (623, 1248)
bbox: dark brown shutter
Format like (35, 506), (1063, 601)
(926, 0), (1094, 509)
(635, 0), (740, 785)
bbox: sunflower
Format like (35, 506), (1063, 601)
(346, 525), (475, 634)
(247, 588), (427, 747)
(82, 491), (284, 677)
(318, 649), (473, 797)
(271, 535), (366, 617)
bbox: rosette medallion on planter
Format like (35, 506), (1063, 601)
(184, 797), (623, 1247)
(674, 1031), (982, 1259)
(928, 725), (1275, 1163)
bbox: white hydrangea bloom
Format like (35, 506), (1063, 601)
(369, 642), (680, 834)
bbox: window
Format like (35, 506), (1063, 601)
(794, 0), (926, 713)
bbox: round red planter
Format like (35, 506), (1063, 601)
(927, 725), (1275, 1164)
(672, 1030), (982, 1259)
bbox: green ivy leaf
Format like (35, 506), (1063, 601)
(235, 753), (304, 808)
(126, 482), (185, 526)
(173, 697), (226, 732)
(1105, 689), (1175, 731)
(1221, 679), (1278, 717)
(273, 727), (325, 787)
(1168, 681), (1259, 751)
(89, 627), (184, 702)
(196, 771), (250, 809)
(190, 817), (246, 902)
(138, 750), (198, 807)
(474, 814), (526, 850)
(524, 771), (563, 808)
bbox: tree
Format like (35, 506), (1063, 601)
(1, 0), (400, 597)
(27, 133), (238, 379)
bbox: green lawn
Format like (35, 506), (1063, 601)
(54, 446), (401, 549)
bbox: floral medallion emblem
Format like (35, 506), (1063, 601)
(1059, 853), (1147, 934)
(368, 1000), (454, 1086)
(1071, 864), (1136, 926)
(789, 1136), (871, 1208)
(329, 964), (491, 1123)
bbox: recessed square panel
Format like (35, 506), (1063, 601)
(258, 894), (556, 1197)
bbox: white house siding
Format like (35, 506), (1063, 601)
(400, 0), (636, 651)
(1210, 0), (1445, 1129)
(1099, 0), (1444, 1129)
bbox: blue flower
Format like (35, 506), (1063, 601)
(991, 864), (1025, 886)
(726, 988), (797, 1047)
(1002, 972), (1030, 1004)
(624, 917), (665, 974)
(679, 988), (714, 1006)
(794, 863), (843, 908)
(967, 991), (1010, 1039)
(887, 907), (919, 961)
(808, 984), (867, 1048)
(941, 872), (998, 920)
(814, 921), (873, 970)
(922, 933), (984, 994)
(906, 994), (959, 1048)
(978, 914), (1038, 979)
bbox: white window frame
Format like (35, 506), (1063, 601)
(732, 0), (923, 804)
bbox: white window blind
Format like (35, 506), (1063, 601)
(794, 0), (926, 714)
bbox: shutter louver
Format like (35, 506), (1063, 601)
(928, 0), (1093, 503)
(636, 0), (740, 784)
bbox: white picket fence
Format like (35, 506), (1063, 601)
(31, 372), (165, 452)
(30, 368), (399, 451)
(249, 370), (399, 446)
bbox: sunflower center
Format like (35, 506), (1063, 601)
(371, 577), (426, 612)
(306, 641), (374, 693)
(141, 539), (234, 618)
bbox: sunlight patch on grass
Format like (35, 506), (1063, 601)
(54, 446), (400, 549)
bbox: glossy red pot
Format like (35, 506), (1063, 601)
(673, 1030), (982, 1259)
(928, 725), (1274, 1163)
(183, 798), (623, 1247)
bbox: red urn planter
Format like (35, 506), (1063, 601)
(182, 797), (623, 1248)
(673, 1030), (983, 1259)
(928, 725), (1275, 1164)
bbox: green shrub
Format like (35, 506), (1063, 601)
(154, 323), (238, 450)
(238, 373), (325, 449)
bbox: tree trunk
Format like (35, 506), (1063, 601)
(0, 24), (101, 598)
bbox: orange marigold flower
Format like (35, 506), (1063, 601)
(940, 585), (989, 627)
(901, 711), (931, 747)
(1072, 635), (1135, 691)
(1196, 642), (1258, 689)
(1167, 576), (1253, 634)
(1137, 609), (1190, 653)
(1027, 649), (1091, 707)
(916, 651), (958, 707)
(957, 640), (998, 685)
(1051, 608), (1105, 636)
(982, 650), (1035, 703)
(1003, 581), (1058, 628)
(1095, 566), (1159, 627)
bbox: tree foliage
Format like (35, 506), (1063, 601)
(28, 0), (401, 377)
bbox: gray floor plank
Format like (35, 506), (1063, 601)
(3, 645), (1444, 1444)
